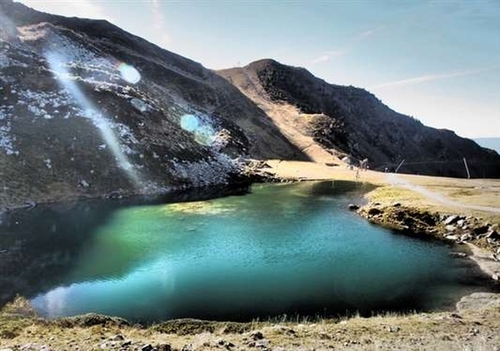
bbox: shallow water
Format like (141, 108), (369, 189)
(0, 181), (489, 322)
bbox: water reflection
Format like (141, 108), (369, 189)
(0, 184), (248, 305)
(0, 182), (494, 323)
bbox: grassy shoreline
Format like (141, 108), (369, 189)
(2, 160), (500, 350)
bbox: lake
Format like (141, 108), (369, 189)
(0, 181), (491, 323)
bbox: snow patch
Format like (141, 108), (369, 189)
(0, 109), (17, 155)
(18, 89), (73, 118)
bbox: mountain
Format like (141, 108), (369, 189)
(474, 138), (500, 154)
(218, 59), (500, 178)
(2, 2), (499, 207)
(0, 1), (306, 207)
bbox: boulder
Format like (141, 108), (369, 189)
(444, 215), (459, 225)
(445, 225), (456, 232)
(456, 293), (500, 311)
(348, 204), (360, 211)
(473, 225), (490, 235)
(251, 331), (265, 340)
(460, 233), (472, 242)
(449, 252), (467, 259)
(486, 230), (500, 241)
(367, 207), (383, 216)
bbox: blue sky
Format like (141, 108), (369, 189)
(18, 0), (500, 138)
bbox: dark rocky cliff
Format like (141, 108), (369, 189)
(218, 59), (500, 178)
(0, 1), (305, 207)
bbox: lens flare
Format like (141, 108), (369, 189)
(195, 125), (216, 146)
(180, 114), (199, 132)
(118, 63), (141, 84)
(179, 113), (217, 146)
(46, 52), (141, 186)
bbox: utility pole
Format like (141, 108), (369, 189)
(395, 159), (405, 173)
(463, 157), (470, 179)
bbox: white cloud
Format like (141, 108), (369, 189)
(310, 26), (384, 64)
(149, 0), (171, 47)
(354, 27), (383, 41)
(151, 0), (164, 30)
(18, 0), (112, 21)
(369, 64), (500, 90)
(311, 49), (346, 64)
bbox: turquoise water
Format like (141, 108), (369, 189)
(0, 182), (486, 322)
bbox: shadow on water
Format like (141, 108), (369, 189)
(0, 184), (249, 306)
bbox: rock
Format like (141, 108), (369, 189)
(78, 179), (90, 188)
(141, 345), (153, 351)
(121, 341), (132, 347)
(251, 331), (265, 340)
(181, 344), (193, 351)
(444, 215), (459, 225)
(255, 339), (270, 349)
(473, 225), (490, 235)
(348, 204), (359, 210)
(387, 326), (400, 332)
(106, 191), (123, 199)
(367, 207), (383, 216)
(111, 335), (124, 341)
(456, 293), (500, 311)
(445, 225), (456, 232)
(392, 202), (402, 207)
(449, 252), (467, 259)
(460, 233), (472, 242)
(156, 345), (172, 351)
(486, 230), (500, 241)
(445, 235), (459, 241)
(217, 339), (226, 346)
(457, 219), (466, 227)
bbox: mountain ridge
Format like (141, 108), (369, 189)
(0, 0), (306, 207)
(217, 60), (500, 177)
(1, 1), (500, 208)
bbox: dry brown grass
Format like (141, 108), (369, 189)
(265, 160), (500, 224)
(2, 298), (500, 350)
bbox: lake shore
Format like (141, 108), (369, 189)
(2, 293), (500, 350)
(2, 160), (500, 350)
(255, 159), (500, 282)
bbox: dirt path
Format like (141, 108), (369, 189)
(386, 173), (500, 214)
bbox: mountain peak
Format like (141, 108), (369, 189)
(217, 59), (500, 177)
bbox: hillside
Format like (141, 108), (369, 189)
(218, 59), (500, 178)
(0, 1), (305, 207)
(475, 138), (500, 154)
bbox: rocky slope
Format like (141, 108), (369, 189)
(218, 59), (500, 178)
(0, 1), (306, 207)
